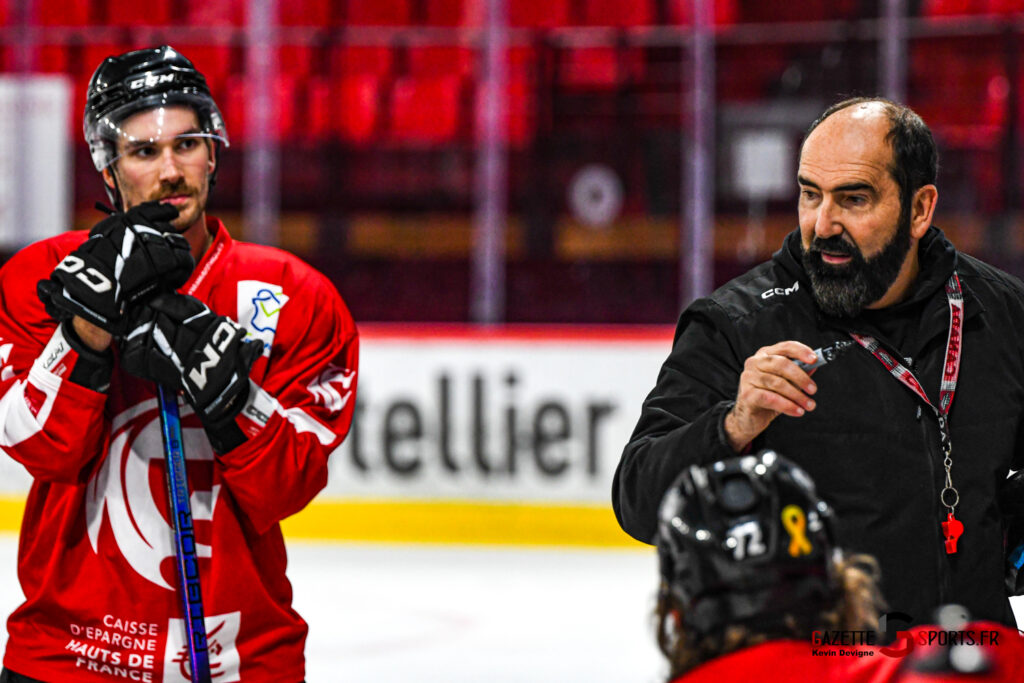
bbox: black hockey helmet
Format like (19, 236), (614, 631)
(84, 45), (228, 176)
(656, 450), (840, 636)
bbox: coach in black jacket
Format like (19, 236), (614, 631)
(614, 97), (1024, 627)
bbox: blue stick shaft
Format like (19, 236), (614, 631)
(157, 385), (212, 683)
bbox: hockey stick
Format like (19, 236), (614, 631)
(157, 384), (212, 683)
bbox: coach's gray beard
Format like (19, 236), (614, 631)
(802, 215), (913, 318)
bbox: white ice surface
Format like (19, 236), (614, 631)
(3, 534), (1022, 681)
(0, 534), (665, 682)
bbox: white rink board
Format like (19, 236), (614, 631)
(0, 327), (675, 504)
(329, 327), (671, 503)
(0, 75), (72, 249)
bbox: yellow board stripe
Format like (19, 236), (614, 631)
(0, 496), (23, 534)
(0, 495), (646, 548)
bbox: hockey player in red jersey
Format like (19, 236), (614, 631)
(0, 46), (358, 683)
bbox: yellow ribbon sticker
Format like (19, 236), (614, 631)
(782, 504), (812, 557)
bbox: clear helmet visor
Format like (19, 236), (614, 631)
(85, 93), (229, 171)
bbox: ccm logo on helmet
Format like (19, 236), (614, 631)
(128, 73), (175, 90)
(761, 282), (800, 299)
(188, 320), (237, 390)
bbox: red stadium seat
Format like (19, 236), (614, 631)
(667, 0), (738, 25)
(560, 47), (644, 89)
(475, 75), (535, 147)
(579, 0), (654, 26)
(81, 43), (128, 77)
(388, 76), (461, 145)
(407, 45), (474, 78)
(39, 0), (93, 24)
(180, 45), (234, 97)
(185, 0), (243, 26)
(424, 0), (478, 25)
(920, 0), (975, 15)
(509, 0), (570, 28)
(331, 45), (394, 78)
(716, 44), (787, 101)
(909, 41), (1004, 148)
(279, 44), (316, 79)
(306, 76), (333, 142)
(335, 74), (382, 143)
(345, 0), (411, 25)
(981, 0), (1024, 15)
(280, 0), (332, 25)
(38, 44), (70, 73)
(106, 0), (171, 25)
(222, 74), (300, 144)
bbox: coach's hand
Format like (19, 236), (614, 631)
(120, 292), (264, 432)
(724, 341), (819, 453)
(36, 202), (194, 336)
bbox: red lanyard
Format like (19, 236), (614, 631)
(848, 273), (965, 554)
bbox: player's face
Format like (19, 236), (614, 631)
(104, 105), (215, 233)
(796, 104), (913, 316)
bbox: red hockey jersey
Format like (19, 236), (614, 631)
(0, 218), (359, 683)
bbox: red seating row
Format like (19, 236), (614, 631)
(20, 41), (653, 95)
(921, 0), (1024, 16)
(907, 41), (1009, 148)
(5, 0), (743, 27)
(225, 73), (535, 147)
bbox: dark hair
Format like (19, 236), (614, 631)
(804, 97), (938, 221)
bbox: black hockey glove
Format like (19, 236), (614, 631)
(120, 292), (264, 448)
(37, 202), (194, 335)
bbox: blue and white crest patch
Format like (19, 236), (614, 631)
(237, 280), (290, 357)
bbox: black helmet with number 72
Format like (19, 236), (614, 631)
(656, 450), (841, 636)
(83, 45), (229, 185)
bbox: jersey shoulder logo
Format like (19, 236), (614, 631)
(0, 339), (14, 381)
(307, 364), (356, 413)
(236, 280), (290, 358)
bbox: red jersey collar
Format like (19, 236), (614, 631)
(183, 216), (232, 297)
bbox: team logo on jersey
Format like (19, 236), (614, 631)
(307, 364), (355, 413)
(165, 611), (241, 682)
(237, 280), (289, 358)
(0, 340), (14, 381)
(86, 399), (220, 590)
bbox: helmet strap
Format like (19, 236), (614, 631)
(103, 164), (125, 211)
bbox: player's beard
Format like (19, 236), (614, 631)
(151, 179), (206, 233)
(801, 205), (913, 318)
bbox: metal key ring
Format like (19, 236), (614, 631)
(941, 486), (960, 510)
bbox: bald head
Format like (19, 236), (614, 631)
(801, 97), (938, 213)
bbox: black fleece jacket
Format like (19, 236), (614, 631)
(614, 227), (1024, 627)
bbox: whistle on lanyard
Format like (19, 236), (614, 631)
(794, 340), (855, 371)
(942, 512), (964, 554)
